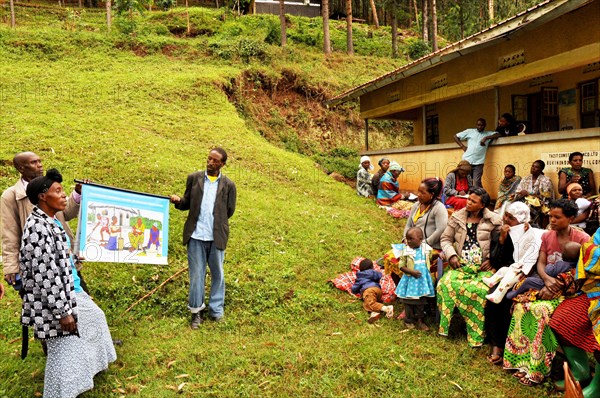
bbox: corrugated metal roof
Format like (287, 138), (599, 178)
(326, 0), (593, 106)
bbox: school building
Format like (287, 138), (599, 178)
(327, 0), (600, 196)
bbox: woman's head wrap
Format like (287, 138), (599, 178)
(359, 156), (374, 170)
(566, 182), (582, 196)
(506, 201), (530, 224)
(26, 169), (63, 205)
(388, 162), (405, 172)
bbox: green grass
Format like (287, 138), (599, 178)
(0, 6), (558, 397)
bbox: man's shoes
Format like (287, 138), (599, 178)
(191, 312), (203, 329)
(209, 315), (224, 323)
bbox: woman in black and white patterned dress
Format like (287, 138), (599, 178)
(20, 169), (116, 398)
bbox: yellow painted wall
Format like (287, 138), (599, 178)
(436, 90), (497, 143)
(364, 130), (600, 199)
(360, 1), (600, 133)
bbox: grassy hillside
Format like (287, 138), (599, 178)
(0, 7), (556, 397)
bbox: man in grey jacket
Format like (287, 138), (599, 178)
(171, 148), (237, 329)
(1, 152), (81, 286)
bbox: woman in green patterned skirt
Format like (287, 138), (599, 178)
(437, 188), (502, 347)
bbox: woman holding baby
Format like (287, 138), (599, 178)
(502, 199), (589, 386)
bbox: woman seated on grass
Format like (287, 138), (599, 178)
(376, 162), (405, 206)
(443, 160), (473, 211)
(484, 202), (543, 366)
(371, 157), (390, 195)
(503, 199), (589, 387)
(550, 227), (600, 397)
(493, 164), (521, 211)
(437, 188), (502, 347)
(403, 178), (448, 251)
(558, 151), (597, 199)
(356, 156), (374, 198)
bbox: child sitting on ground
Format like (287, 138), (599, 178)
(395, 227), (435, 331)
(351, 258), (394, 323)
(483, 202), (544, 304)
(506, 241), (581, 300)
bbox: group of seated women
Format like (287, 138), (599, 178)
(382, 173), (600, 394)
(445, 151), (598, 233)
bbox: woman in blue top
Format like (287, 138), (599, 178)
(21, 169), (116, 398)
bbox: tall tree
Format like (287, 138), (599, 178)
(430, 0), (437, 51)
(345, 0), (353, 55)
(279, 0), (286, 47)
(106, 0), (111, 30)
(421, 0), (428, 42)
(391, 1), (398, 57)
(10, 0), (16, 28)
(322, 0), (331, 55)
(412, 0), (418, 28)
(488, 0), (494, 22)
(369, 0), (379, 28)
(185, 0), (191, 35)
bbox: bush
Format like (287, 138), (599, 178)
(405, 37), (430, 60)
(154, 0), (175, 11)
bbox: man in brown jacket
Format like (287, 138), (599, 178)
(171, 148), (236, 329)
(1, 152), (81, 286)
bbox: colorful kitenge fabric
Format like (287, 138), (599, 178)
(494, 175), (521, 210)
(437, 264), (492, 347)
(575, 227), (600, 345)
(560, 167), (594, 197)
(503, 298), (563, 383)
(329, 257), (397, 303)
(437, 222), (490, 347)
(549, 294), (600, 353)
(376, 172), (402, 206)
(515, 174), (555, 206)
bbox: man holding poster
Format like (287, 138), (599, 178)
(171, 148), (237, 329)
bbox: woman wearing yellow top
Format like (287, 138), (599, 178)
(403, 178), (448, 251)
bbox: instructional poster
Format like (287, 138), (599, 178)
(76, 184), (169, 265)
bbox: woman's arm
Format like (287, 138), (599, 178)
(444, 174), (458, 197)
(557, 170), (568, 195)
(588, 171), (597, 197)
(440, 219), (459, 268)
(572, 208), (591, 224)
(425, 202), (448, 247)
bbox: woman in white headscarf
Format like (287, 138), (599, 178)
(356, 156), (374, 198)
(484, 201), (544, 366)
(483, 202), (545, 303)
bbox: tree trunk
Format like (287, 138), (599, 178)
(369, 0), (379, 28)
(106, 0), (111, 30)
(279, 0), (286, 47)
(391, 2), (398, 58)
(79, 0), (83, 8)
(488, 0), (494, 22)
(459, 0), (464, 39)
(185, 0), (191, 35)
(322, 0), (331, 55)
(412, 0), (418, 29)
(421, 0), (428, 42)
(10, 0), (16, 28)
(345, 0), (353, 55)
(430, 0), (437, 51)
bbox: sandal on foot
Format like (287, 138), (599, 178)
(512, 371), (526, 379)
(486, 354), (503, 365)
(368, 313), (381, 324)
(518, 376), (539, 387)
(395, 310), (406, 320)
